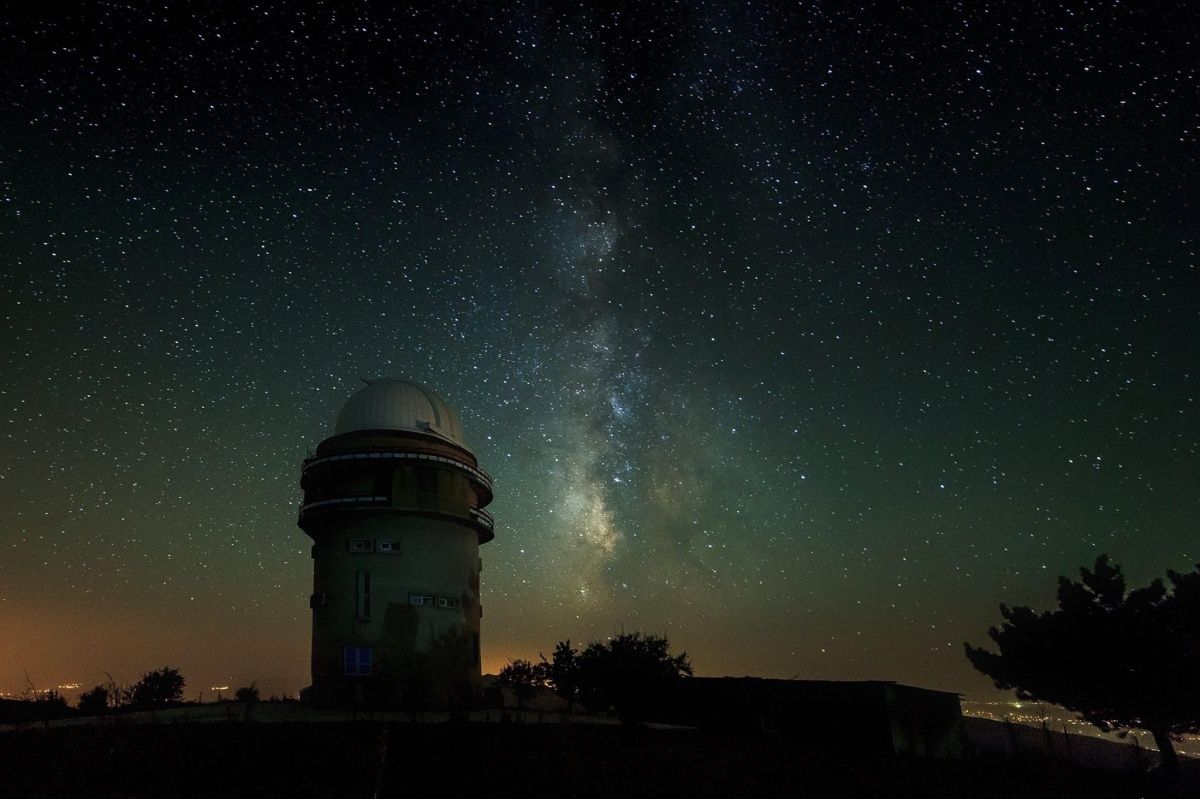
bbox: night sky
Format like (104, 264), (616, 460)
(1, 2), (1196, 702)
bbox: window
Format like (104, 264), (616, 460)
(408, 593), (435, 607)
(356, 571), (372, 620)
(344, 646), (372, 677)
(437, 596), (459, 609)
(348, 538), (372, 553)
(377, 540), (399, 554)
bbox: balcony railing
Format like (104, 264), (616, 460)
(303, 450), (493, 493)
(470, 507), (495, 531)
(298, 495), (389, 514)
(299, 496), (495, 534)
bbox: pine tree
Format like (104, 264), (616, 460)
(966, 555), (1200, 773)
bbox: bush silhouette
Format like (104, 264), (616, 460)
(574, 632), (692, 725)
(31, 690), (72, 725)
(235, 683), (260, 720)
(496, 659), (544, 710)
(77, 685), (110, 716)
(540, 640), (581, 712)
(129, 667), (185, 710)
(966, 555), (1200, 774)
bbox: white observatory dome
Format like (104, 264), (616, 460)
(334, 377), (467, 446)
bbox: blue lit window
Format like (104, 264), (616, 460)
(344, 646), (372, 677)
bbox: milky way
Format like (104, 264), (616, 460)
(0, 3), (1195, 700)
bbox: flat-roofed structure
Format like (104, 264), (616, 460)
(659, 678), (967, 757)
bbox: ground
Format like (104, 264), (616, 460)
(2, 719), (1196, 798)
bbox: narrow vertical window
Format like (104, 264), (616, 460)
(356, 571), (372, 620)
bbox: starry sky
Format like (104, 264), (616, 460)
(1, 2), (1196, 701)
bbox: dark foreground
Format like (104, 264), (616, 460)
(0, 721), (1192, 798)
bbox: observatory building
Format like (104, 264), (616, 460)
(298, 378), (494, 709)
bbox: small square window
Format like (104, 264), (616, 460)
(344, 646), (372, 677)
(437, 596), (459, 609)
(349, 538), (372, 553)
(409, 593), (434, 607)
(378, 540), (399, 554)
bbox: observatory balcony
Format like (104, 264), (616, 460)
(299, 495), (389, 513)
(302, 450), (493, 498)
(470, 506), (494, 532)
(298, 496), (494, 542)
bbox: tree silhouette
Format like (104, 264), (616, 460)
(575, 632), (692, 725)
(129, 667), (185, 710)
(496, 659), (544, 711)
(966, 555), (1200, 774)
(77, 685), (110, 716)
(540, 640), (581, 712)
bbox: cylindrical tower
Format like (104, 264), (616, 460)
(298, 378), (494, 709)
